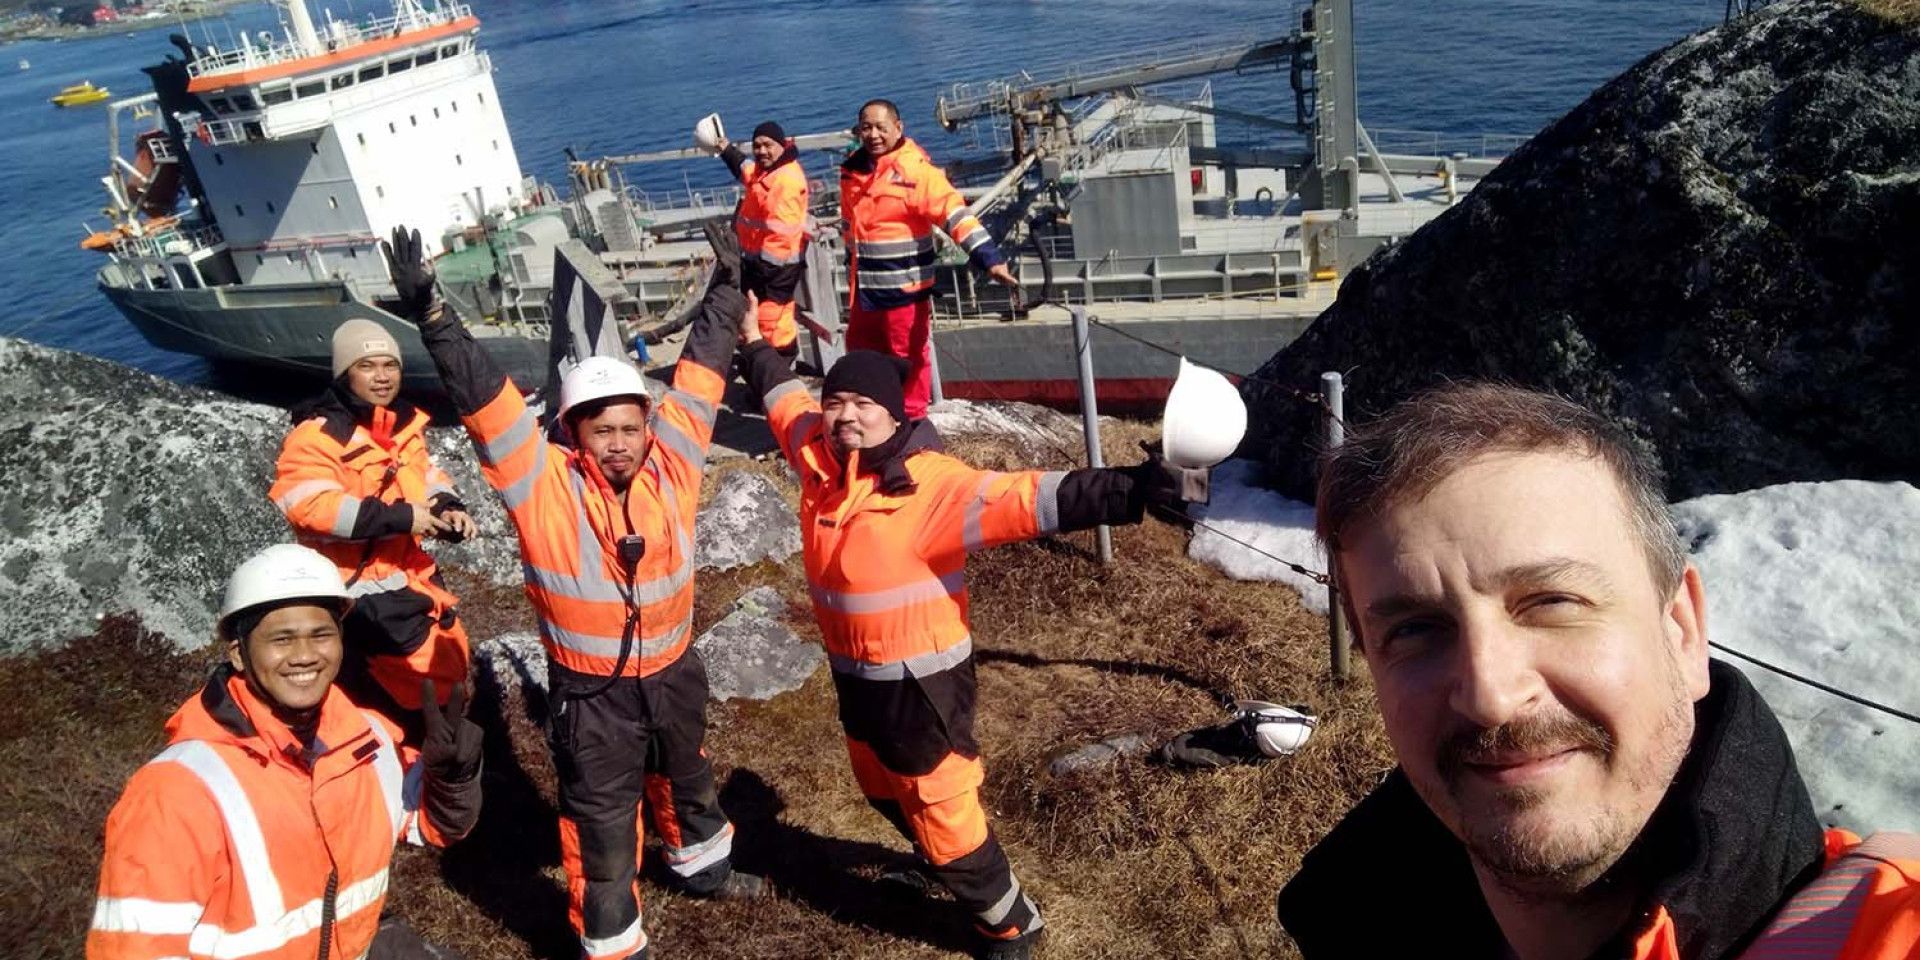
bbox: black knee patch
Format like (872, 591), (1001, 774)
(577, 816), (638, 882)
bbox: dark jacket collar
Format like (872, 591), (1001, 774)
(828, 419), (943, 495)
(291, 376), (421, 446)
(1277, 660), (1825, 960)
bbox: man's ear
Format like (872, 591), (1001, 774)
(1666, 564), (1711, 700)
(226, 633), (246, 675)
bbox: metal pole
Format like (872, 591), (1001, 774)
(1322, 370), (1351, 681)
(1072, 307), (1113, 564)
(928, 339), (945, 406)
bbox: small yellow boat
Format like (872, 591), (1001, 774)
(50, 81), (111, 108)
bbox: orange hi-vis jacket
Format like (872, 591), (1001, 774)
(840, 138), (1004, 312)
(88, 669), (470, 960)
(417, 317), (726, 679)
(269, 390), (466, 709)
(762, 379), (1061, 676)
(730, 148), (808, 268)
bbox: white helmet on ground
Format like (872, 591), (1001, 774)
(219, 543), (352, 636)
(1234, 700), (1318, 757)
(558, 356), (654, 426)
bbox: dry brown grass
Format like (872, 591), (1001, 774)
(1850, 0), (1920, 25)
(1, 427), (1395, 960)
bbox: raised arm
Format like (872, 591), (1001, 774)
(915, 453), (1199, 560)
(648, 245), (749, 500)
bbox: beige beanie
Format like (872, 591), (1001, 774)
(331, 318), (401, 376)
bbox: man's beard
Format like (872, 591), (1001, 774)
(1435, 690), (1690, 897)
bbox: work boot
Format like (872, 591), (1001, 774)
(975, 928), (1043, 960)
(682, 863), (771, 901)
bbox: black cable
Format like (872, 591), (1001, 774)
(1709, 641), (1920, 727)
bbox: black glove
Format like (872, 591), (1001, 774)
(379, 225), (439, 323)
(419, 679), (483, 784)
(1121, 441), (1210, 520)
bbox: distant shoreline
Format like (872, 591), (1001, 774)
(2, 0), (265, 44)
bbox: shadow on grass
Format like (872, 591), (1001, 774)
(433, 664), (577, 959)
(680, 768), (979, 955)
(975, 647), (1236, 710)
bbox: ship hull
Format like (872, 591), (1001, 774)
(102, 278), (549, 391)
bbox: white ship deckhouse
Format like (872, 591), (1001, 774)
(182, 0), (524, 286)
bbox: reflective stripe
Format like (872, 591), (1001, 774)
(856, 237), (934, 259)
(829, 635), (973, 680)
(855, 264), (937, 289)
(498, 462), (539, 511)
(1034, 471), (1065, 535)
(669, 390), (717, 432)
(331, 498), (361, 539)
(580, 914), (646, 960)
(810, 570), (965, 615)
(651, 418), (706, 472)
(153, 742), (286, 926)
(363, 714), (424, 845)
(962, 474), (1001, 552)
(746, 247), (807, 266)
(480, 408), (538, 467)
(272, 478), (343, 513)
(737, 216), (804, 237)
(663, 822), (734, 878)
(345, 570), (409, 599)
(978, 875), (1025, 927)
(91, 897), (204, 935)
(543, 616), (690, 661)
(185, 869), (388, 960)
(956, 225), (992, 254)
(1740, 832), (1920, 960)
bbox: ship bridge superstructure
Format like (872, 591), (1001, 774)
(166, 0), (525, 288)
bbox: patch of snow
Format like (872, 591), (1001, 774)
(1187, 459), (1329, 615)
(1675, 480), (1920, 834)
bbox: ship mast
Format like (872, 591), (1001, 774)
(274, 0), (322, 58)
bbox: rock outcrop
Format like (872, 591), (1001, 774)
(1242, 0), (1920, 501)
(693, 470), (800, 571)
(693, 586), (822, 701)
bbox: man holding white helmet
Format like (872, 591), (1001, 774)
(382, 226), (763, 960)
(735, 326), (1207, 960)
(88, 543), (483, 960)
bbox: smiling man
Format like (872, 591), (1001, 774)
(715, 119), (808, 357)
(1277, 383), (1918, 960)
(88, 544), (482, 960)
(270, 317), (477, 742)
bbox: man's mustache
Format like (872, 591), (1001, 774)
(1438, 712), (1614, 780)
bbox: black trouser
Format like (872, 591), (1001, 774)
(549, 652), (735, 959)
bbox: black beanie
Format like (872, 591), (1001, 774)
(823, 350), (910, 424)
(752, 121), (787, 144)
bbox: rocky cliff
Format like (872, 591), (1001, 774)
(1243, 0), (1920, 501)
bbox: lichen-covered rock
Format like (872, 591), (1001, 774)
(1242, 0), (1920, 501)
(693, 586), (822, 701)
(693, 470), (799, 571)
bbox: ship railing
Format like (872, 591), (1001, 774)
(623, 183), (745, 219)
(1364, 127), (1528, 160)
(113, 222), (227, 260)
(199, 117), (256, 146)
(186, 2), (473, 78)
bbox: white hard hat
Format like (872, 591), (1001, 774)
(1162, 357), (1248, 469)
(219, 543), (351, 634)
(558, 355), (653, 425)
(1234, 700), (1318, 757)
(693, 113), (727, 154)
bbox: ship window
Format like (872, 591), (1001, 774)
(309, 142), (319, 155)
(295, 80), (324, 98)
(388, 57), (412, 74)
(450, 99), (459, 113)
(329, 196), (339, 209)
(213, 153), (224, 166)
(477, 91), (485, 105)
(262, 87), (293, 105)
(244, 121), (263, 140)
(357, 132), (366, 146)
(255, 254), (264, 266)
(233, 94), (256, 110)
(288, 252), (300, 264)
(455, 154), (462, 166)
(207, 97), (232, 113)
(441, 44), (458, 58)
(433, 106), (441, 119)
(330, 73), (353, 90)
(410, 115), (418, 127)
(491, 139), (498, 150)
(358, 63), (384, 82)
(376, 185), (385, 198)
(387, 122), (396, 134)
(234, 204), (245, 217)
(416, 48), (438, 66)
(265, 201), (276, 214)
(174, 264), (201, 289)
